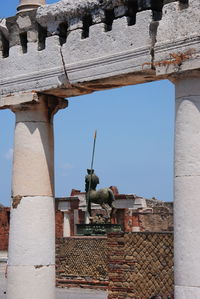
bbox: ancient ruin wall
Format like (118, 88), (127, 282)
(56, 237), (108, 289)
(0, 207), (10, 251)
(137, 202), (173, 232)
(55, 211), (64, 239)
(108, 232), (173, 299)
(56, 232), (173, 296)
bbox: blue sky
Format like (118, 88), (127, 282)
(0, 1), (175, 206)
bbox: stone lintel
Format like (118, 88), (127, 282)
(1, 1), (200, 97)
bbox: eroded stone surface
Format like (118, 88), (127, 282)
(155, 0), (200, 76)
(0, 0), (171, 98)
(11, 94), (67, 196)
(0, 1), (197, 99)
(7, 265), (55, 299)
(9, 196), (55, 265)
(175, 286), (200, 299)
(12, 195), (22, 209)
(0, 0), (198, 99)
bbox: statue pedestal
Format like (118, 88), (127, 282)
(76, 224), (122, 236)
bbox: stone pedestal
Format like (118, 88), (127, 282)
(7, 93), (68, 299)
(17, 0), (45, 12)
(174, 77), (200, 298)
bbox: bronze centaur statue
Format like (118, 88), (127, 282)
(85, 169), (115, 219)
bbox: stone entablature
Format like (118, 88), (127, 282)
(0, 0), (199, 100)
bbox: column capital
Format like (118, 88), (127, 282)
(175, 77), (200, 99)
(5, 92), (68, 122)
(0, 92), (68, 110)
(170, 70), (200, 85)
(17, 0), (46, 13)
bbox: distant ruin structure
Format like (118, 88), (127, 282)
(0, 0), (200, 298)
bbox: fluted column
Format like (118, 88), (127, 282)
(7, 93), (68, 299)
(17, 0), (45, 13)
(174, 77), (200, 298)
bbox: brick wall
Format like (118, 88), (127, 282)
(107, 232), (173, 299)
(0, 207), (10, 251)
(55, 210), (64, 238)
(112, 200), (173, 233)
(56, 233), (173, 296)
(138, 213), (173, 232)
(0, 209), (64, 246)
(56, 237), (108, 289)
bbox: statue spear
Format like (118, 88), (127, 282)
(90, 130), (97, 173)
(85, 130), (97, 223)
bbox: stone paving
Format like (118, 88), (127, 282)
(56, 287), (107, 299)
(0, 263), (107, 299)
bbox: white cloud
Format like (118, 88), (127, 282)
(5, 148), (13, 160)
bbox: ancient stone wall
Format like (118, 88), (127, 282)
(115, 205), (173, 232)
(107, 232), (173, 299)
(0, 207), (10, 251)
(56, 232), (173, 296)
(138, 212), (173, 232)
(138, 201), (173, 232)
(56, 237), (108, 289)
(55, 210), (64, 239)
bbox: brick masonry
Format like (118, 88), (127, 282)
(107, 232), (174, 299)
(138, 212), (173, 232)
(55, 210), (64, 239)
(55, 232), (173, 297)
(0, 207), (10, 251)
(56, 237), (108, 289)
(114, 208), (173, 233)
(1, 205), (174, 296)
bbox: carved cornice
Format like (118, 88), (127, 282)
(0, 0), (199, 100)
(36, 0), (178, 26)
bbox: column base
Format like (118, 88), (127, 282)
(175, 285), (200, 299)
(7, 265), (55, 299)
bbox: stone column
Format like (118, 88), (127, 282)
(17, 0), (45, 13)
(63, 212), (71, 237)
(73, 209), (79, 235)
(7, 93), (68, 299)
(174, 77), (200, 298)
